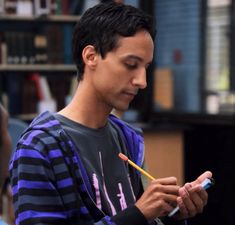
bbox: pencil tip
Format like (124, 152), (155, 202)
(118, 153), (128, 161)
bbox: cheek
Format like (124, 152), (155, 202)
(97, 63), (123, 84)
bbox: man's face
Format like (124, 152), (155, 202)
(91, 30), (154, 112)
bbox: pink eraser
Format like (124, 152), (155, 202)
(118, 153), (128, 161)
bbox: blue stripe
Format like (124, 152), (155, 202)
(13, 193), (77, 206)
(12, 180), (54, 195)
(57, 178), (73, 188)
(53, 163), (68, 174)
(11, 164), (53, 177)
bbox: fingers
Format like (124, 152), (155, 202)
(135, 177), (180, 221)
(136, 173), (211, 221)
(177, 182), (209, 218)
(149, 177), (179, 195)
(191, 171), (213, 186)
(151, 176), (178, 185)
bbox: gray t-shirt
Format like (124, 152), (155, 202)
(54, 113), (136, 216)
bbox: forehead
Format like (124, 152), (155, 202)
(113, 30), (154, 61)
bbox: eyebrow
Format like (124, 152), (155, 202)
(125, 55), (143, 62)
(124, 55), (152, 66)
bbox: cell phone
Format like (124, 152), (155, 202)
(168, 177), (215, 217)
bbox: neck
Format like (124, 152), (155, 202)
(59, 81), (112, 129)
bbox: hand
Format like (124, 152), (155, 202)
(174, 171), (212, 220)
(135, 177), (180, 221)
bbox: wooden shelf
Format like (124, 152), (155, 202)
(0, 64), (77, 72)
(0, 14), (80, 23)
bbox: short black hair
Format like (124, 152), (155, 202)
(72, 2), (155, 81)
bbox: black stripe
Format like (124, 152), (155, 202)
(14, 188), (59, 197)
(50, 157), (66, 166)
(17, 173), (51, 182)
(17, 203), (66, 214)
(21, 217), (68, 225)
(12, 157), (50, 168)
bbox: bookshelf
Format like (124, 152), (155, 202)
(0, 64), (76, 72)
(0, 14), (80, 22)
(0, 1), (80, 120)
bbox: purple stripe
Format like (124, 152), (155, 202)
(16, 208), (78, 224)
(56, 178), (73, 188)
(14, 149), (48, 161)
(48, 149), (63, 159)
(16, 210), (67, 224)
(24, 130), (44, 145)
(80, 206), (89, 214)
(65, 157), (70, 164)
(34, 120), (60, 129)
(104, 216), (116, 225)
(9, 159), (13, 170)
(12, 185), (18, 196)
(80, 183), (86, 192)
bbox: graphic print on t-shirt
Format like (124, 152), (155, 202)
(98, 151), (117, 215)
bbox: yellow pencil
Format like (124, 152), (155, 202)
(118, 153), (155, 181)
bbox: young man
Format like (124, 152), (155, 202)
(10, 3), (212, 225)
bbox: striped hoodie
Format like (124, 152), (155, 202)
(9, 111), (150, 225)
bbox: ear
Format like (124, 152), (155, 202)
(82, 45), (98, 69)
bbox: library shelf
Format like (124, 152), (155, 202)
(0, 14), (80, 23)
(0, 64), (77, 72)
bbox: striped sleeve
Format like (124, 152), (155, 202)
(10, 131), (72, 225)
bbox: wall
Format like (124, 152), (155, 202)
(155, 0), (202, 112)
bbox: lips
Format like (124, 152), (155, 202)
(125, 89), (138, 96)
(122, 91), (137, 101)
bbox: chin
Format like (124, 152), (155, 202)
(113, 104), (129, 113)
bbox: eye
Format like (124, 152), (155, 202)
(124, 62), (138, 70)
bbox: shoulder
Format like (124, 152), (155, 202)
(17, 111), (65, 152)
(108, 114), (143, 136)
(109, 114), (144, 166)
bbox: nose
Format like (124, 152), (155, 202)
(131, 68), (147, 89)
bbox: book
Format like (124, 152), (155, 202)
(4, 0), (17, 14)
(21, 74), (39, 114)
(154, 68), (174, 109)
(37, 75), (57, 113)
(47, 74), (71, 110)
(34, 0), (50, 16)
(34, 33), (48, 64)
(5, 32), (14, 64)
(69, 0), (85, 15)
(16, 0), (33, 16)
(25, 32), (36, 64)
(63, 25), (73, 64)
(45, 25), (64, 64)
(4, 73), (23, 115)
